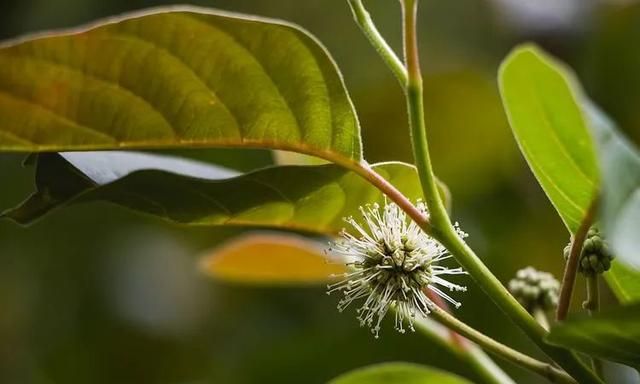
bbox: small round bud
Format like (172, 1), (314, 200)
(508, 267), (560, 312)
(564, 227), (615, 277)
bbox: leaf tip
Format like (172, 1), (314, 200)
(498, 43), (544, 81)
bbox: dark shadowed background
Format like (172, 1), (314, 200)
(1, 1), (639, 383)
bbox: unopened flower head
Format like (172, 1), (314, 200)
(327, 200), (467, 338)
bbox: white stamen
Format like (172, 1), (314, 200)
(327, 200), (467, 337)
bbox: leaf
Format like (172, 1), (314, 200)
(606, 262), (640, 304)
(0, 6), (361, 164)
(328, 362), (472, 384)
(500, 44), (640, 295)
(159, 147), (274, 172)
(1, 152), (423, 234)
(199, 232), (345, 285)
(585, 105), (640, 270)
(546, 303), (640, 370)
(499, 44), (599, 233)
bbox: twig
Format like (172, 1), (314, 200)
(427, 298), (576, 384)
(346, 0), (408, 86)
(556, 199), (598, 321)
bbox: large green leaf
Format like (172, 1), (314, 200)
(586, 105), (640, 270)
(546, 303), (640, 370)
(500, 45), (640, 299)
(0, 6), (361, 164)
(499, 44), (599, 233)
(328, 362), (472, 384)
(1, 152), (422, 234)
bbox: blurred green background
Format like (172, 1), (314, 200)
(1, 0), (639, 383)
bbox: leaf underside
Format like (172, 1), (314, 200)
(328, 362), (473, 384)
(1, 152), (422, 235)
(586, 105), (640, 271)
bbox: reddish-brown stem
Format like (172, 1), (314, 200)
(556, 199), (598, 321)
(351, 161), (434, 234)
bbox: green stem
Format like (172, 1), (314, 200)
(346, 0), (408, 86)
(585, 275), (604, 378)
(428, 303), (576, 384)
(397, 1), (601, 382)
(436, 230), (601, 383)
(341, 255), (511, 383)
(584, 275), (600, 314)
(424, 290), (513, 384)
(413, 319), (513, 384)
(345, 0), (601, 382)
(343, 258), (511, 384)
(465, 345), (518, 384)
(557, 199), (597, 321)
(400, 0), (449, 227)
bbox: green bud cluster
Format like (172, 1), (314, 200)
(563, 227), (614, 276)
(508, 267), (560, 312)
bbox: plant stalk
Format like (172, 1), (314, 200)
(345, 0), (602, 382)
(342, 255), (513, 384)
(428, 302), (576, 384)
(352, 162), (601, 383)
(414, 322), (514, 384)
(585, 275), (604, 378)
(434, 229), (601, 383)
(424, 290), (514, 384)
(556, 199), (598, 321)
(347, 0), (408, 86)
(584, 275), (600, 314)
(396, 1), (601, 382)
(425, 289), (467, 349)
(399, 0), (449, 227)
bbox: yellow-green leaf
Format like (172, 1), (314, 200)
(198, 233), (345, 285)
(0, 6), (361, 164)
(500, 45), (640, 296)
(499, 44), (599, 233)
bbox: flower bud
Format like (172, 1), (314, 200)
(508, 267), (560, 312)
(564, 227), (614, 276)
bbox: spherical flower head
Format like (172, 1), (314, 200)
(327, 200), (467, 338)
(508, 267), (559, 312)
